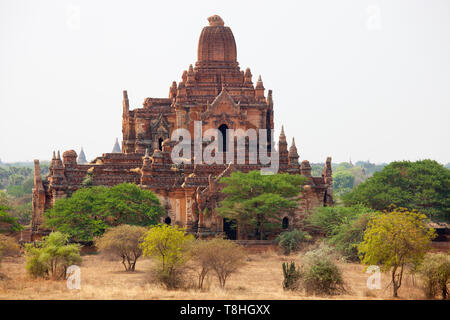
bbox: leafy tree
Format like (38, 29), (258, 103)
(344, 160), (450, 222)
(218, 171), (306, 240)
(418, 252), (450, 300)
(140, 224), (194, 288)
(0, 204), (23, 233)
(44, 183), (164, 241)
(307, 204), (372, 237)
(328, 212), (374, 261)
(25, 232), (82, 280)
(9, 202), (32, 225)
(95, 225), (147, 271)
(358, 207), (436, 297)
(275, 229), (311, 255)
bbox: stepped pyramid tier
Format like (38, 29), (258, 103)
(31, 15), (333, 241)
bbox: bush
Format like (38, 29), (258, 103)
(189, 238), (246, 289)
(95, 225), (147, 271)
(275, 229), (311, 255)
(140, 224), (194, 289)
(25, 232), (81, 280)
(0, 235), (20, 268)
(299, 245), (345, 295)
(307, 204), (372, 237)
(328, 213), (374, 261)
(418, 252), (450, 300)
(282, 261), (301, 290)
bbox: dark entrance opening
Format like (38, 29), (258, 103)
(158, 138), (164, 151)
(282, 217), (289, 229)
(223, 218), (237, 240)
(218, 124), (228, 153)
(323, 190), (328, 207)
(164, 216), (171, 225)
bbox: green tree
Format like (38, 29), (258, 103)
(140, 224), (194, 288)
(344, 160), (450, 222)
(333, 170), (355, 197)
(95, 224), (147, 271)
(25, 232), (82, 280)
(218, 171), (306, 240)
(307, 204), (372, 237)
(358, 207), (436, 297)
(0, 204), (23, 233)
(328, 212), (374, 261)
(44, 183), (164, 241)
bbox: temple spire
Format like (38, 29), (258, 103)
(78, 147), (87, 164)
(112, 138), (121, 153)
(123, 90), (129, 114)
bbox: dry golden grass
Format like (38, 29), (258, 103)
(0, 247), (427, 300)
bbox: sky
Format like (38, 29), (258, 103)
(0, 0), (449, 164)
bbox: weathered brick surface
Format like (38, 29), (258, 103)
(31, 15), (333, 240)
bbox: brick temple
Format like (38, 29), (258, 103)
(32, 15), (333, 240)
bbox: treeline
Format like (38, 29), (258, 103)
(311, 161), (387, 198)
(0, 162), (49, 228)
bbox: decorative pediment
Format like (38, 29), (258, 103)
(150, 114), (170, 133)
(201, 88), (246, 122)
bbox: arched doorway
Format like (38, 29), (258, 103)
(158, 137), (164, 151)
(223, 218), (237, 240)
(218, 124), (228, 153)
(164, 216), (171, 225)
(282, 217), (289, 229)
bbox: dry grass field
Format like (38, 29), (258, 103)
(0, 245), (428, 300)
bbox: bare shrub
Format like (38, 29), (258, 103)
(189, 238), (246, 289)
(95, 225), (147, 271)
(418, 252), (450, 300)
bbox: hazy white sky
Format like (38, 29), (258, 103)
(1, 0), (449, 164)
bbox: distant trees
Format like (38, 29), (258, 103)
(333, 171), (355, 197)
(25, 232), (82, 280)
(358, 207), (436, 297)
(45, 183), (164, 241)
(218, 171), (306, 240)
(95, 225), (147, 271)
(344, 160), (450, 222)
(0, 202), (23, 234)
